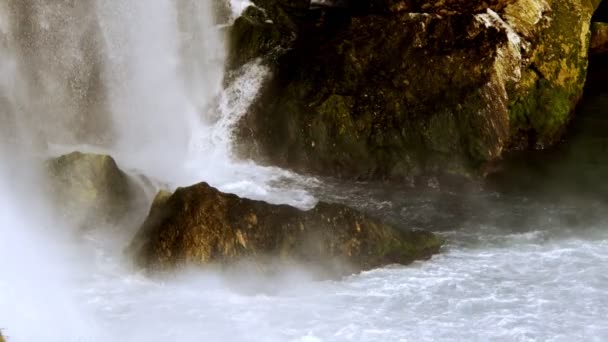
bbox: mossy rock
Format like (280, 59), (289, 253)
(237, 0), (601, 182)
(129, 182), (442, 276)
(47, 152), (148, 229)
(226, 6), (293, 70)
(238, 11), (513, 180)
(505, 0), (599, 149)
(368, 0), (513, 14)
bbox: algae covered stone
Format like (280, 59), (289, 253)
(505, 0), (599, 149)
(238, 11), (514, 179)
(235, 0), (601, 181)
(227, 6), (290, 70)
(47, 152), (148, 229)
(129, 182), (442, 275)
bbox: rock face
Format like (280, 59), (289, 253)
(590, 22), (608, 55)
(487, 49), (608, 201)
(227, 6), (291, 70)
(47, 152), (149, 229)
(129, 182), (442, 274)
(233, 0), (601, 181)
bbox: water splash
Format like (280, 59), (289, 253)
(0, 1), (316, 340)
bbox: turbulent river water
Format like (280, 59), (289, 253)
(1, 1), (608, 341)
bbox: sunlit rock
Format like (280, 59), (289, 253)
(47, 152), (149, 229)
(234, 0), (601, 181)
(129, 182), (442, 275)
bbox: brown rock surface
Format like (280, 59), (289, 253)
(129, 182), (442, 275)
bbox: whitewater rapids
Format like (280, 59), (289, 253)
(3, 200), (607, 342)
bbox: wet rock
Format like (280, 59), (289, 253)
(227, 6), (293, 70)
(364, 0), (514, 14)
(129, 182), (442, 275)
(236, 0), (600, 181)
(590, 22), (608, 55)
(487, 53), (608, 202)
(252, 0), (312, 31)
(47, 152), (149, 229)
(505, 0), (599, 150)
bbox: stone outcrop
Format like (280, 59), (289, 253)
(227, 6), (291, 70)
(487, 43), (608, 201)
(47, 152), (149, 229)
(590, 22), (608, 55)
(129, 182), (442, 275)
(231, 0), (601, 181)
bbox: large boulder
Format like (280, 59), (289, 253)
(233, 0), (601, 181)
(129, 182), (442, 275)
(47, 152), (150, 229)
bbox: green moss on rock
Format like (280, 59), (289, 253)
(238, 12), (512, 180)
(506, 0), (597, 149)
(237, 0), (601, 182)
(227, 6), (293, 70)
(47, 152), (148, 229)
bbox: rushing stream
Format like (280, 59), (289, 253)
(1, 1), (607, 341)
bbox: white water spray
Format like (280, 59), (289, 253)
(0, 1), (315, 340)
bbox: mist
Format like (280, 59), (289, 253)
(0, 1), (319, 340)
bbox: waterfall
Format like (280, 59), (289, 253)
(0, 0), (224, 173)
(95, 0), (225, 180)
(0, 1), (317, 341)
(0, 0), (315, 205)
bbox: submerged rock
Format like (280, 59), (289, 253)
(233, 0), (601, 181)
(129, 182), (442, 275)
(47, 152), (149, 229)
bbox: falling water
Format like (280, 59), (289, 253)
(0, 0), (316, 205)
(0, 1), (315, 340)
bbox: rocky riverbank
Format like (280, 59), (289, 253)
(44, 152), (442, 276)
